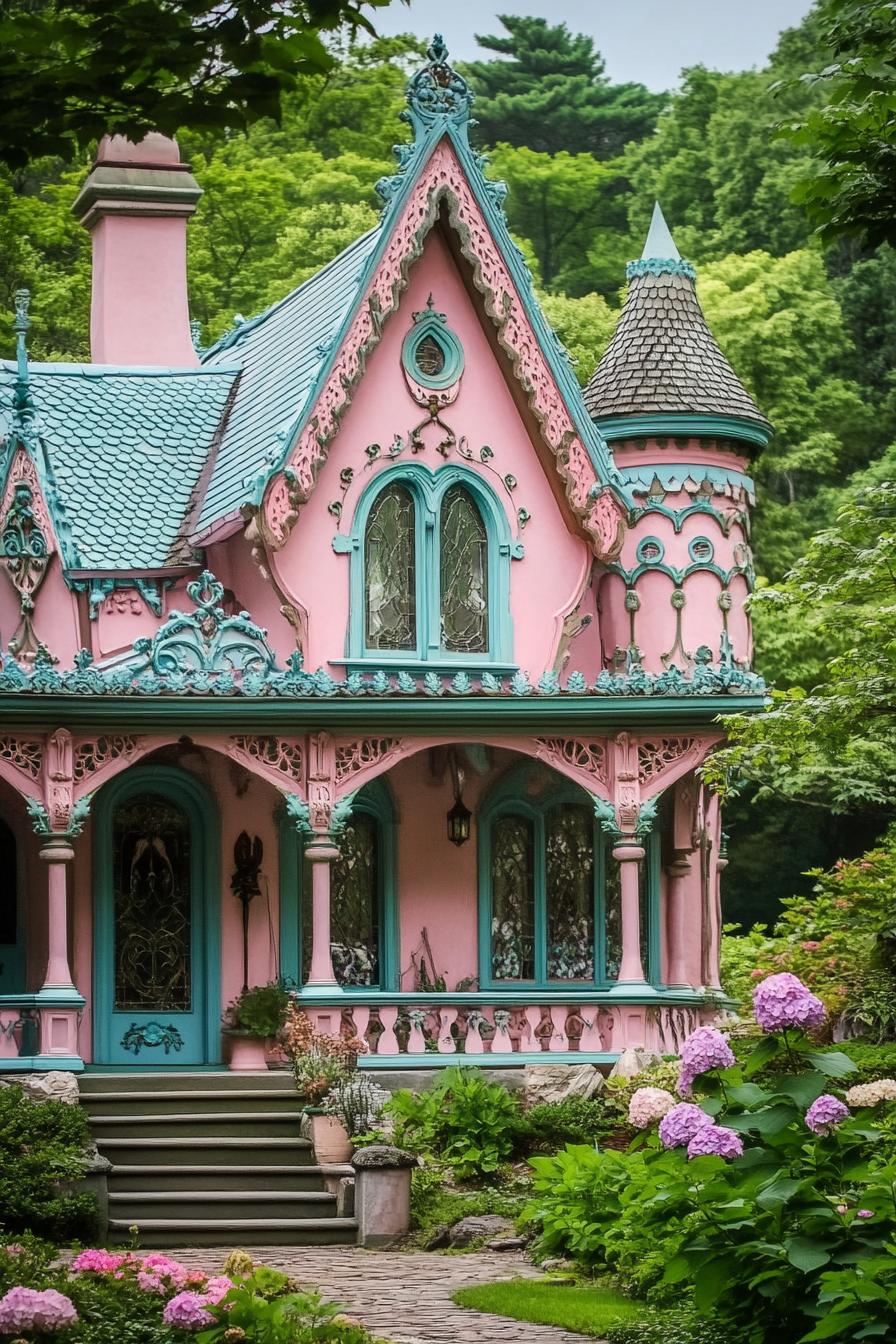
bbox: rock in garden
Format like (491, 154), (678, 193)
(523, 1063), (604, 1104)
(16, 1071), (81, 1104)
(487, 1236), (527, 1251)
(607, 1048), (663, 1080)
(424, 1223), (452, 1250)
(448, 1214), (515, 1247)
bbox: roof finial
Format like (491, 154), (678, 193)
(12, 289), (34, 418)
(403, 33), (474, 141)
(641, 202), (680, 261)
(190, 317), (204, 357)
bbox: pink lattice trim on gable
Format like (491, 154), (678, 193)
(254, 140), (625, 562)
(1, 447), (56, 552)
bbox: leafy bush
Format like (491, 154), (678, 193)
(0, 1086), (97, 1240)
(408, 1165), (530, 1243)
(222, 980), (290, 1037)
(387, 1067), (523, 1180)
(520, 1096), (620, 1152)
(526, 986), (896, 1342)
(197, 1274), (371, 1343)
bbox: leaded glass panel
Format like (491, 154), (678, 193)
(491, 814), (535, 980)
(112, 794), (191, 1012)
(331, 815), (379, 986)
(440, 486), (488, 653)
(546, 805), (594, 979)
(365, 484), (416, 651)
(415, 334), (445, 378)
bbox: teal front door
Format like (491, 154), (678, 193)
(94, 768), (219, 1067)
(0, 817), (25, 994)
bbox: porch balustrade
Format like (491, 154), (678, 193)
(299, 988), (713, 1064)
(0, 991), (85, 1071)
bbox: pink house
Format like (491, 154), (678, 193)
(0, 39), (769, 1078)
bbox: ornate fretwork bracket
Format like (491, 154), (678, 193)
(131, 570), (277, 683)
(0, 451), (52, 660)
(228, 735), (304, 786)
(535, 737), (607, 789)
(637, 737), (697, 785)
(73, 735), (140, 785)
(334, 737), (403, 788)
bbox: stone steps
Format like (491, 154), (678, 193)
(105, 1217), (359, 1248)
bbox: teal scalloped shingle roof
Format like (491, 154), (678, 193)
(196, 226), (380, 536)
(0, 362), (238, 569)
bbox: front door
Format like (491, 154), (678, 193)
(94, 769), (218, 1066)
(0, 817), (25, 994)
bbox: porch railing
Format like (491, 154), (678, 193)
(297, 988), (716, 1063)
(0, 993), (85, 1071)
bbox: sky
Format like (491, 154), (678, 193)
(371, 0), (815, 92)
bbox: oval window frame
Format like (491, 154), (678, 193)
(401, 313), (465, 391)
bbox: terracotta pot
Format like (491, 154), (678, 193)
(309, 1112), (353, 1164)
(227, 1034), (269, 1071)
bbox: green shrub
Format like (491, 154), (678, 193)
(387, 1067), (523, 1180)
(222, 979), (290, 1037)
(520, 1096), (620, 1153)
(197, 1275), (371, 1343)
(408, 1163), (530, 1242)
(0, 1086), (97, 1240)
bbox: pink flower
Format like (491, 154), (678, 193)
(805, 1094), (849, 1135)
(857, 1209), (873, 1219)
(0, 1287), (78, 1332)
(750, 969), (764, 979)
(677, 1026), (735, 1095)
(627, 1086), (676, 1129)
(686, 1124), (744, 1160)
(203, 1276), (234, 1304)
(162, 1291), (215, 1330)
(71, 1248), (128, 1274)
(753, 973), (826, 1033)
(801, 941), (820, 952)
(138, 1253), (189, 1290)
(836, 1203), (849, 1213)
(659, 1102), (713, 1149)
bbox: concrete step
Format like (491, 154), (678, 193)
(81, 1089), (302, 1117)
(108, 1217), (358, 1248)
(95, 1137), (315, 1167)
(79, 1071), (292, 1093)
(108, 1164), (331, 1192)
(90, 1111), (301, 1139)
(108, 1190), (337, 1221)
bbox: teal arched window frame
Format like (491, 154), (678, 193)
(341, 464), (516, 668)
(279, 778), (398, 992)
(401, 312), (465, 391)
(92, 764), (222, 1065)
(477, 764), (661, 990)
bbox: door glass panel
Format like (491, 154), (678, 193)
(440, 486), (488, 653)
(0, 819), (16, 946)
(365, 484), (416, 651)
(491, 814), (535, 980)
(546, 805), (594, 979)
(331, 815), (379, 986)
(604, 844), (622, 981)
(112, 794), (191, 1012)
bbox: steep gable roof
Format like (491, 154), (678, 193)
(0, 361), (237, 569)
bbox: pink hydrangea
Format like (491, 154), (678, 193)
(203, 1276), (234, 1304)
(677, 1026), (735, 1095)
(0, 1287), (78, 1332)
(628, 1086), (676, 1129)
(752, 973), (826, 1033)
(71, 1249), (129, 1274)
(658, 1102), (713, 1149)
(137, 1254), (189, 1291)
(805, 1093), (849, 1135)
(687, 1124), (744, 1160)
(162, 1291), (215, 1330)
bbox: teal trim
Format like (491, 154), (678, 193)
(297, 986), (720, 1008)
(476, 763), (662, 991)
(621, 463), (756, 500)
(626, 258), (696, 280)
(278, 810), (300, 988)
(401, 310), (464, 390)
(359, 1052), (621, 1068)
(688, 536), (715, 564)
(596, 413), (772, 450)
(344, 463), (514, 664)
(0, 1055), (85, 1073)
(635, 536), (665, 566)
(93, 765), (221, 1067)
(648, 827), (662, 985)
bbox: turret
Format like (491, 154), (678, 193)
(585, 205), (771, 676)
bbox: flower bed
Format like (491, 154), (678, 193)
(0, 1242), (376, 1343)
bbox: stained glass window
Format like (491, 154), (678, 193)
(0, 819), (16, 946)
(440, 486), (488, 653)
(365, 484), (416, 651)
(490, 814), (535, 980)
(112, 794), (191, 1012)
(331, 815), (379, 986)
(546, 805), (594, 979)
(415, 334), (445, 378)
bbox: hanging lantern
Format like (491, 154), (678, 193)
(447, 791), (471, 846)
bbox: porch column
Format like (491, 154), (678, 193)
(666, 850), (692, 987)
(39, 836), (76, 990)
(304, 835), (340, 990)
(613, 841), (647, 984)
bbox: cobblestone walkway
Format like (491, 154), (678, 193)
(172, 1247), (599, 1343)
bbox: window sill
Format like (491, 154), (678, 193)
(331, 659), (520, 675)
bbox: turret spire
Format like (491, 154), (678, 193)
(641, 201), (680, 261)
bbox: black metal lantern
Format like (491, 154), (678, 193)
(446, 791), (471, 846)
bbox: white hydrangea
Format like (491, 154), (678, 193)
(845, 1078), (896, 1108)
(628, 1086), (676, 1129)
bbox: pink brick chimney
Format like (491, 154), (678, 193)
(72, 133), (202, 366)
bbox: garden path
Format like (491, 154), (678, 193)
(171, 1247), (601, 1342)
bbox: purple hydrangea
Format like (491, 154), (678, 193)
(752, 973), (826, 1033)
(162, 1291), (215, 1330)
(0, 1287), (78, 1332)
(659, 1102), (714, 1149)
(805, 1093), (849, 1135)
(686, 1124), (744, 1160)
(677, 1026), (735, 1095)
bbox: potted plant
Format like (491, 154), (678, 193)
(280, 1003), (368, 1161)
(222, 980), (289, 1071)
(321, 1074), (390, 1161)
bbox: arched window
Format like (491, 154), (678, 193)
(346, 467), (513, 665)
(480, 766), (658, 987)
(364, 483), (416, 651)
(440, 485), (488, 654)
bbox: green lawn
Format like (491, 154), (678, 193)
(452, 1279), (648, 1337)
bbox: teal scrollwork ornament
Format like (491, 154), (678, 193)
(2, 480), (49, 659)
(131, 570), (277, 681)
(120, 1021), (185, 1055)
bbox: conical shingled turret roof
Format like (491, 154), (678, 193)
(584, 204), (770, 439)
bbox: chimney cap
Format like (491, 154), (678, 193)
(72, 132), (201, 230)
(96, 131), (184, 167)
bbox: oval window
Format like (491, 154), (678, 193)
(689, 537), (715, 563)
(415, 334), (446, 379)
(636, 537), (665, 565)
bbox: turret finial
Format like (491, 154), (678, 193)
(641, 202), (680, 261)
(12, 289), (33, 417)
(404, 33), (474, 139)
